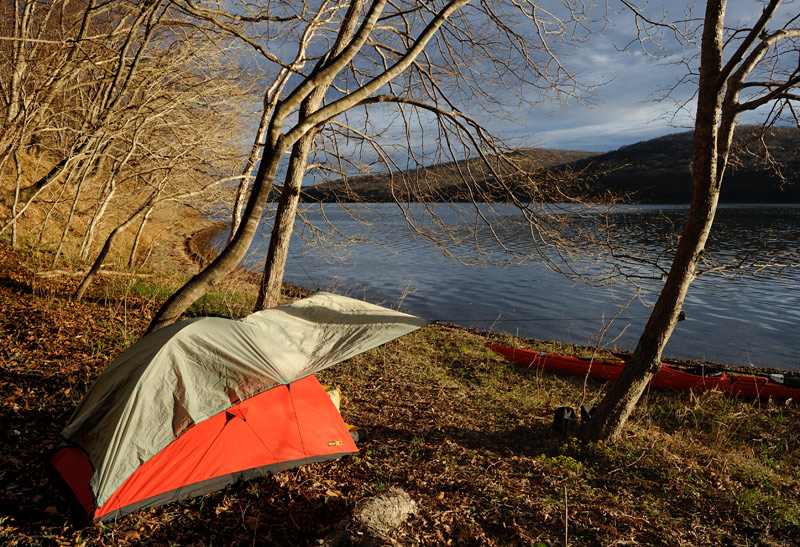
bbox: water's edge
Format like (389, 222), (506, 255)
(210, 203), (800, 372)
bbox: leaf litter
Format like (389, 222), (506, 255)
(1, 242), (799, 546)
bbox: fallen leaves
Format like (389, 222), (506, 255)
(2, 242), (800, 546)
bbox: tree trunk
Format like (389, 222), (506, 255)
(74, 226), (122, 301)
(254, 0), (365, 310)
(75, 188), (165, 299)
(229, 108), (270, 244)
(147, 0), (477, 331)
(37, 175), (71, 249)
(80, 175), (116, 260)
(254, 135), (313, 309)
(7, 1), (34, 124)
(579, 0), (728, 442)
(53, 154), (100, 264)
(129, 206), (155, 269)
(10, 151), (23, 248)
(146, 142), (284, 332)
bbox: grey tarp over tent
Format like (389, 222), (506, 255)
(53, 292), (429, 517)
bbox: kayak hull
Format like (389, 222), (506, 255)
(486, 344), (800, 400)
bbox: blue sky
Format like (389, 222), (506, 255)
(482, 2), (699, 152)
(327, 0), (708, 159)
(516, 0), (798, 152)
(254, 0), (795, 179)
(522, 44), (693, 151)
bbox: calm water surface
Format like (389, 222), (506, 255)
(213, 203), (800, 371)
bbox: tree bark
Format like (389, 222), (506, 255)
(80, 175), (116, 260)
(10, 151), (23, 248)
(254, 135), (313, 309)
(74, 226), (122, 301)
(228, 109), (269, 244)
(580, 0), (729, 442)
(146, 142), (285, 332)
(6, 1), (34, 124)
(129, 206), (155, 269)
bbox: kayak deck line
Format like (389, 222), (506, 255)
(486, 343), (800, 400)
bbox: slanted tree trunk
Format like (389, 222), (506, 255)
(6, 0), (34, 124)
(74, 225), (124, 301)
(75, 188), (161, 300)
(10, 151), (23, 248)
(80, 167), (117, 260)
(129, 206), (155, 269)
(254, 135), (313, 309)
(254, 0), (365, 310)
(229, 109), (270, 244)
(52, 156), (98, 265)
(37, 171), (73, 249)
(147, 142), (286, 332)
(580, 0), (795, 442)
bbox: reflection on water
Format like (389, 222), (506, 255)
(214, 203), (800, 371)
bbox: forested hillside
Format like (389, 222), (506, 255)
(302, 126), (800, 203)
(300, 148), (600, 202)
(570, 126), (800, 203)
(0, 1), (249, 283)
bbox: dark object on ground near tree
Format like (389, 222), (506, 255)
(553, 407), (579, 436)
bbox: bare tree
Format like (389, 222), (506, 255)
(167, 0), (312, 244)
(1, 0), (166, 218)
(581, 0), (800, 442)
(1, 0), (251, 281)
(145, 0), (470, 331)
(148, 0), (597, 331)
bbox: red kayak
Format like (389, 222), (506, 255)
(486, 343), (800, 400)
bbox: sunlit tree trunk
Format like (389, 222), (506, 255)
(80, 164), (118, 260)
(255, 135), (313, 309)
(10, 151), (23, 248)
(6, 0), (34, 124)
(147, 141), (285, 332)
(255, 0), (365, 310)
(229, 110), (269, 244)
(74, 193), (158, 300)
(129, 206), (155, 269)
(580, 0), (796, 442)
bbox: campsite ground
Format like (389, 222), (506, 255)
(1, 229), (799, 546)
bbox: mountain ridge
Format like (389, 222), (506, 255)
(300, 126), (800, 203)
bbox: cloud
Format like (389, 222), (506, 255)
(259, 0), (787, 175)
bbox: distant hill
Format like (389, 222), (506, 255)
(300, 148), (599, 202)
(300, 126), (800, 203)
(569, 125), (800, 203)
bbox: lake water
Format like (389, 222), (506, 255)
(212, 203), (800, 371)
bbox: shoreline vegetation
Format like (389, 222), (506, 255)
(2, 222), (799, 545)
